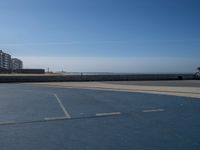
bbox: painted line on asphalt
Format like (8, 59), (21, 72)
(0, 109), (169, 127)
(44, 116), (68, 121)
(0, 121), (15, 125)
(96, 112), (121, 117)
(0, 112), (123, 127)
(53, 93), (71, 119)
(142, 109), (165, 113)
(23, 90), (33, 92)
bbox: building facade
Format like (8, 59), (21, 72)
(11, 58), (23, 70)
(0, 50), (11, 69)
(0, 50), (3, 68)
(0, 50), (23, 70)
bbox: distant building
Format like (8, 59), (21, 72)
(0, 50), (11, 69)
(11, 58), (23, 70)
(0, 50), (45, 74)
(0, 51), (3, 68)
(0, 50), (23, 71)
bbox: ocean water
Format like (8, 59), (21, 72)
(58, 72), (194, 76)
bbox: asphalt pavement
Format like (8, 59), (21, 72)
(0, 83), (200, 150)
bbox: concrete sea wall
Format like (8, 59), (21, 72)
(0, 74), (196, 83)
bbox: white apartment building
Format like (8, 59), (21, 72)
(0, 50), (11, 69)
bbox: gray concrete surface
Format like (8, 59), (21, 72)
(0, 83), (200, 150)
(30, 80), (200, 98)
(104, 80), (200, 87)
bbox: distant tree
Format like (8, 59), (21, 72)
(198, 67), (200, 72)
(195, 67), (200, 79)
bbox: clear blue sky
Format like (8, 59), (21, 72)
(0, 0), (199, 72)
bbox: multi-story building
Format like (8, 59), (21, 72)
(11, 58), (23, 70)
(0, 50), (11, 69)
(0, 50), (3, 68)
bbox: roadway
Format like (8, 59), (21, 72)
(0, 82), (200, 150)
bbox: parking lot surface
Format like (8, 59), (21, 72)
(0, 83), (200, 150)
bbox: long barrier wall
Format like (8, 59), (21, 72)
(0, 74), (196, 83)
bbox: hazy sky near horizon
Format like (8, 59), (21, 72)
(0, 0), (200, 72)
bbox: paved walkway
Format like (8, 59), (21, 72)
(30, 80), (200, 99)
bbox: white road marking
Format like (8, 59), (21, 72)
(23, 90), (33, 92)
(96, 112), (121, 117)
(0, 121), (15, 125)
(53, 93), (71, 119)
(44, 116), (68, 121)
(142, 109), (165, 113)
